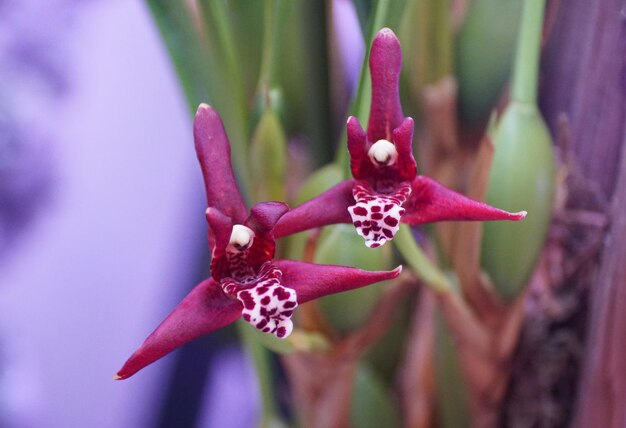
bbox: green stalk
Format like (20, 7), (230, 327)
(237, 322), (282, 426)
(394, 225), (452, 293)
(253, 0), (287, 118)
(145, 0), (214, 112)
(432, 0), (453, 80)
(257, 0), (276, 91)
(511, 0), (545, 105)
(354, 0), (392, 123)
(334, 0), (392, 177)
(198, 0), (252, 197)
(203, 0), (248, 118)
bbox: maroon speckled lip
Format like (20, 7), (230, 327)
(274, 28), (525, 247)
(115, 104), (401, 380)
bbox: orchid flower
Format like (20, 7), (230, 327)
(274, 28), (526, 248)
(115, 105), (401, 380)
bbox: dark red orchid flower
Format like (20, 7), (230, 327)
(274, 28), (525, 248)
(115, 105), (401, 380)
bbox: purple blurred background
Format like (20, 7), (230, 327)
(0, 1), (257, 427)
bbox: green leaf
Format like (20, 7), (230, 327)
(145, 0), (215, 111)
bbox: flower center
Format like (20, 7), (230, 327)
(228, 224), (255, 252)
(367, 139), (398, 167)
(348, 181), (411, 248)
(224, 224), (256, 280)
(221, 263), (297, 339)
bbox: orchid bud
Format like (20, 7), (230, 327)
(352, 363), (401, 427)
(314, 224), (392, 333)
(456, 0), (522, 127)
(249, 107), (287, 202)
(480, 0), (555, 300)
(250, 88), (287, 133)
(481, 103), (555, 300)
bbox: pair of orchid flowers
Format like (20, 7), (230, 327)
(116, 29), (525, 380)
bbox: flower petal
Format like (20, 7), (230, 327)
(194, 104), (247, 223)
(392, 117), (418, 182)
(348, 181), (411, 248)
(402, 176), (527, 225)
(115, 278), (241, 380)
(247, 201), (290, 234)
(274, 259), (402, 304)
(205, 207), (233, 253)
(273, 180), (355, 238)
(347, 116), (369, 180)
(222, 263), (297, 339)
(367, 28), (404, 142)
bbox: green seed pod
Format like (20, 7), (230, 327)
(435, 311), (470, 428)
(456, 0), (522, 127)
(481, 0), (555, 300)
(249, 107), (287, 202)
(351, 363), (401, 428)
(314, 224), (392, 333)
(481, 102), (555, 300)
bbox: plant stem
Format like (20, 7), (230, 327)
(258, 0), (276, 92)
(145, 0), (214, 112)
(433, 0), (453, 80)
(237, 321), (282, 425)
(334, 0), (392, 177)
(511, 0), (545, 105)
(197, 0), (252, 199)
(204, 1), (248, 119)
(394, 225), (452, 293)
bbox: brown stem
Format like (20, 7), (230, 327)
(400, 287), (437, 428)
(284, 275), (415, 428)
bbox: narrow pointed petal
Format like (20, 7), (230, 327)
(115, 278), (241, 380)
(247, 201), (290, 234)
(367, 28), (404, 142)
(273, 180), (355, 238)
(391, 117), (417, 182)
(194, 104), (247, 223)
(274, 259), (402, 304)
(205, 207), (233, 252)
(402, 176), (527, 225)
(347, 116), (369, 180)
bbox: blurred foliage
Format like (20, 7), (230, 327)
(314, 224), (392, 333)
(434, 312), (470, 428)
(455, 0), (522, 127)
(146, 0), (554, 425)
(352, 362), (402, 428)
(483, 103), (555, 299)
(482, 0), (555, 300)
